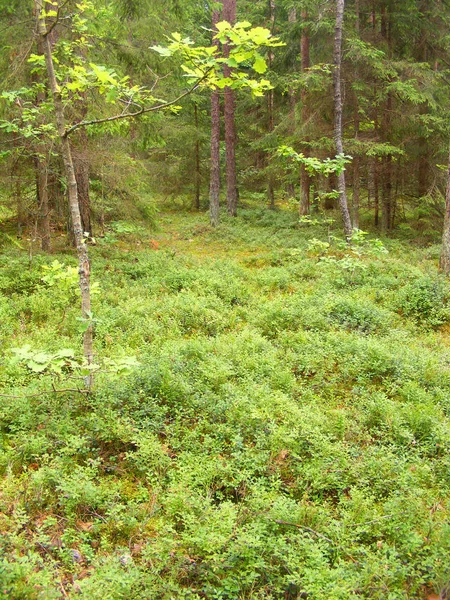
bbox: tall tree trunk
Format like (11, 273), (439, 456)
(352, 0), (360, 229)
(267, 0), (276, 209)
(440, 145), (450, 274)
(333, 0), (353, 239)
(33, 18), (51, 251)
(223, 0), (238, 216)
(37, 2), (93, 385)
(209, 7), (221, 227)
(194, 103), (201, 210)
(286, 6), (297, 200)
(299, 9), (311, 216)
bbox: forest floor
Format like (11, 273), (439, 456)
(1, 206), (450, 599)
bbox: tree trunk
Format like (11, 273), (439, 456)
(37, 1), (93, 385)
(223, 0), (238, 216)
(352, 0), (360, 229)
(286, 6), (297, 201)
(382, 154), (392, 233)
(299, 9), (310, 216)
(333, 0), (353, 239)
(194, 103), (201, 210)
(267, 0), (276, 209)
(73, 129), (91, 236)
(209, 7), (221, 227)
(440, 146), (450, 274)
(36, 153), (51, 251)
(374, 159), (379, 227)
(33, 19), (51, 251)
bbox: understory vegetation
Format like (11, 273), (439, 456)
(1, 206), (450, 599)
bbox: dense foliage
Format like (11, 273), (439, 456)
(1, 209), (450, 598)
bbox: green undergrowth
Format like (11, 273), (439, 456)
(1, 207), (450, 599)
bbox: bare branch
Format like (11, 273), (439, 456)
(63, 70), (212, 137)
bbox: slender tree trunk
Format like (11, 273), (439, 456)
(223, 0), (238, 216)
(33, 19), (51, 251)
(286, 6), (297, 200)
(374, 159), (379, 227)
(36, 153), (51, 251)
(440, 146), (450, 274)
(194, 103), (201, 210)
(37, 2), (93, 384)
(267, 0), (276, 209)
(299, 9), (311, 216)
(209, 7), (221, 226)
(352, 0), (360, 229)
(333, 0), (353, 239)
(382, 155), (392, 233)
(73, 130), (91, 237)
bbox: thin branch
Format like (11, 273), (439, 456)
(273, 520), (334, 544)
(0, 388), (91, 399)
(63, 70), (213, 137)
(43, 0), (72, 38)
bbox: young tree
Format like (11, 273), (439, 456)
(333, 0), (353, 238)
(36, 0), (94, 381)
(440, 145), (450, 275)
(5, 3), (279, 387)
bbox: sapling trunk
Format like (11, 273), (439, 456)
(440, 145), (450, 275)
(333, 0), (353, 239)
(37, 1), (93, 386)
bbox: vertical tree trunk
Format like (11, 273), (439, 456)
(209, 7), (221, 227)
(194, 103), (201, 210)
(286, 6), (297, 200)
(352, 0), (360, 229)
(440, 146), (450, 274)
(333, 0), (353, 239)
(382, 155), (392, 232)
(37, 2), (93, 384)
(267, 0), (276, 209)
(223, 0), (238, 216)
(33, 16), (51, 251)
(299, 9), (311, 216)
(374, 159), (379, 227)
(36, 153), (51, 251)
(73, 130), (91, 237)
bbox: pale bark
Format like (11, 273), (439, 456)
(209, 7), (221, 226)
(333, 0), (353, 239)
(440, 146), (450, 274)
(352, 0), (360, 229)
(37, 1), (93, 384)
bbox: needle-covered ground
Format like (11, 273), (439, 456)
(1, 207), (450, 599)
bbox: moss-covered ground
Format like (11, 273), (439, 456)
(1, 207), (450, 599)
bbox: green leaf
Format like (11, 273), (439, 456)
(151, 45), (172, 57)
(253, 54), (267, 74)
